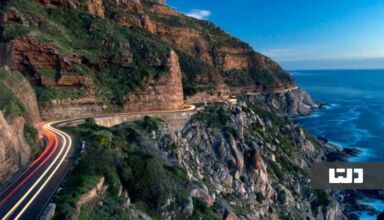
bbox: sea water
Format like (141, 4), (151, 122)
(291, 69), (384, 162)
(290, 69), (384, 219)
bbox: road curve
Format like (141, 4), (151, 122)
(0, 106), (196, 219)
(0, 122), (75, 220)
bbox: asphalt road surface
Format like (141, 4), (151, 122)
(0, 122), (76, 220)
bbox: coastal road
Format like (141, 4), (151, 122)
(0, 105), (196, 219)
(0, 122), (75, 220)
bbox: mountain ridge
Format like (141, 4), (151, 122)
(1, 0), (297, 113)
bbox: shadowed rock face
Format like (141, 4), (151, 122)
(0, 68), (41, 184)
(0, 112), (30, 184)
(1, 36), (63, 85)
(0, 69), (41, 129)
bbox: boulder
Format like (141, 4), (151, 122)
(190, 188), (214, 207)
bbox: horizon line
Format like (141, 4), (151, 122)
(286, 67), (384, 72)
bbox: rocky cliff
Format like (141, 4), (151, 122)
(123, 50), (184, 112)
(0, 0), (186, 119)
(0, 0), (301, 119)
(0, 2), (329, 218)
(242, 88), (319, 116)
(0, 67), (41, 128)
(72, 176), (106, 220)
(54, 104), (347, 219)
(0, 68), (41, 184)
(175, 104), (344, 219)
(136, 1), (296, 97)
(0, 111), (30, 183)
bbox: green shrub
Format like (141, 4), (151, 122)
(24, 125), (41, 159)
(55, 118), (193, 218)
(1, 23), (30, 41)
(2, 0), (172, 109)
(195, 106), (230, 128)
(0, 82), (25, 120)
(121, 152), (171, 210)
(35, 86), (86, 103)
(189, 198), (221, 220)
(312, 190), (331, 208)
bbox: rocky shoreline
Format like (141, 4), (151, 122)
(296, 102), (384, 220)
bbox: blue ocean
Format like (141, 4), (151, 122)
(290, 69), (384, 219)
(291, 69), (384, 162)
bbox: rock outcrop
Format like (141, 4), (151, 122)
(173, 104), (346, 219)
(242, 88), (319, 116)
(0, 0), (299, 112)
(87, 0), (105, 17)
(123, 50), (184, 112)
(55, 103), (347, 219)
(0, 112), (30, 183)
(72, 177), (106, 220)
(0, 36), (70, 85)
(0, 68), (41, 183)
(0, 68), (41, 129)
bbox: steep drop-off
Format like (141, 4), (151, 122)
(53, 104), (347, 219)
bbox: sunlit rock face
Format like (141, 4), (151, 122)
(123, 50), (185, 112)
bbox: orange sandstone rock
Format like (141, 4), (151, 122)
(123, 50), (184, 111)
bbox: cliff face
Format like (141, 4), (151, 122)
(123, 50), (184, 112)
(0, 36), (70, 85)
(0, 68), (41, 184)
(0, 111), (30, 183)
(72, 177), (106, 220)
(177, 105), (344, 219)
(106, 0), (296, 96)
(54, 104), (347, 219)
(0, 68), (41, 128)
(242, 88), (319, 116)
(0, 0), (300, 118)
(0, 0), (190, 118)
(137, 2), (297, 97)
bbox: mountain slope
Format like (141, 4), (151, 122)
(0, 0), (298, 118)
(53, 104), (346, 219)
(0, 1), (346, 219)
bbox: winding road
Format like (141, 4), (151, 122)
(0, 121), (75, 220)
(0, 105), (196, 220)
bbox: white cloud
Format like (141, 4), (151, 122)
(185, 9), (211, 20)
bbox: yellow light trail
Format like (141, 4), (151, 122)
(2, 122), (70, 220)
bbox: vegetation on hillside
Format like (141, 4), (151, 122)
(0, 69), (26, 120)
(1, 0), (171, 108)
(1, 0), (295, 105)
(54, 117), (221, 219)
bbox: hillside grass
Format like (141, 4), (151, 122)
(0, 69), (25, 120)
(54, 117), (195, 219)
(2, 0), (172, 108)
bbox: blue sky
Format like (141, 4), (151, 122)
(167, 0), (384, 69)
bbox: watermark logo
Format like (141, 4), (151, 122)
(329, 168), (363, 184)
(311, 163), (384, 189)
